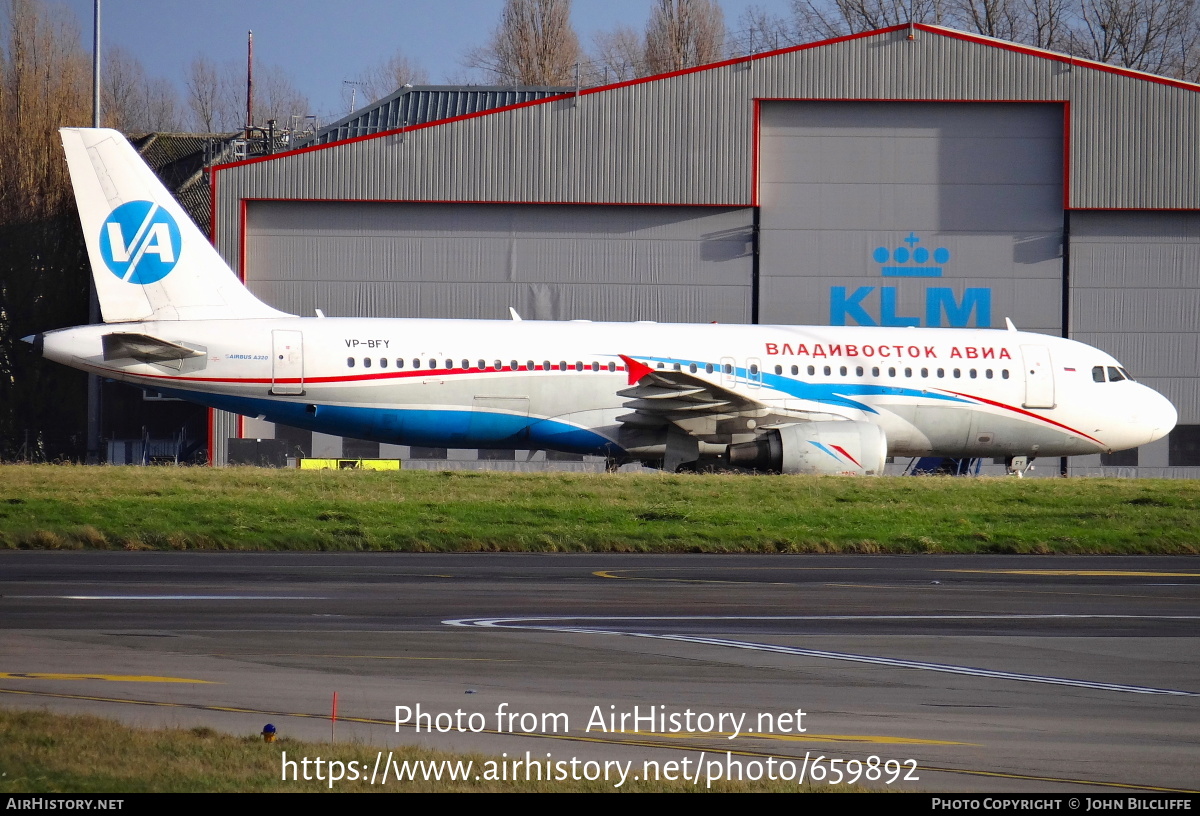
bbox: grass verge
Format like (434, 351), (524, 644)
(0, 464), (1196, 553)
(0, 708), (849, 792)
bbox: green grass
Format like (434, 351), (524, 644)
(0, 464), (1197, 553)
(0, 709), (847, 792)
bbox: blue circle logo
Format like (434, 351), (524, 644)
(99, 200), (182, 284)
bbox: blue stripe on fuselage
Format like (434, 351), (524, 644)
(147, 385), (624, 456)
(638, 356), (972, 414)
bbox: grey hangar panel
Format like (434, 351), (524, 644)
(757, 101), (1064, 333)
(243, 201), (752, 323)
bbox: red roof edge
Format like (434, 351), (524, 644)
(211, 22), (1200, 175)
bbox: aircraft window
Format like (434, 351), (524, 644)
(750, 364), (759, 375)
(724, 363), (733, 374)
(380, 358), (388, 368)
(705, 363), (715, 374)
(791, 365), (800, 375)
(839, 366), (847, 376)
(689, 363), (698, 373)
(428, 359), (436, 369)
(397, 359), (404, 369)
(658, 363), (666, 369)
(872, 366), (880, 377)
(856, 366), (864, 376)
(511, 360), (519, 370)
(823, 366), (831, 376)
(674, 363), (682, 371)
(936, 368), (944, 378)
(985, 369), (993, 379)
(1092, 366), (1106, 383)
(905, 367), (913, 378)
(920, 367), (928, 378)
(414, 359), (421, 369)
(363, 358), (372, 368)
(477, 359), (485, 369)
(589, 361), (598, 372)
(807, 365), (815, 376)
(969, 369), (977, 379)
(1120, 367), (1135, 381)
(542, 361), (550, 370)
(1108, 366), (1125, 382)
(952, 368), (960, 378)
(347, 357), (355, 368)
(571, 361), (581, 371)
(559, 361), (567, 370)
(461, 359), (468, 369)
(1002, 369), (1010, 379)
(888, 367), (896, 377)
(492, 360), (501, 370)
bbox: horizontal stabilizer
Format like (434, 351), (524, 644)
(102, 332), (206, 363)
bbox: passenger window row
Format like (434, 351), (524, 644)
(346, 358), (620, 372)
(773, 363), (1010, 380)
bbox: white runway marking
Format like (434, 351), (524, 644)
(444, 615), (1199, 697)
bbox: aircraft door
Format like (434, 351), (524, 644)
(1020, 344), (1055, 408)
(746, 357), (763, 389)
(271, 330), (304, 395)
(720, 356), (737, 388)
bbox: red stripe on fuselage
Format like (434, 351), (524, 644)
(941, 389), (1105, 447)
(107, 364), (628, 387)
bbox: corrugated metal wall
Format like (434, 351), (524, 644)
(244, 201), (752, 322)
(1070, 211), (1200, 426)
(214, 25), (1200, 267)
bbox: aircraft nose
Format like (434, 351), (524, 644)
(1143, 388), (1178, 445)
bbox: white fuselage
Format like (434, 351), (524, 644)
(39, 318), (1177, 464)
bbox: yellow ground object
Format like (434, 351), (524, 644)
(299, 458), (401, 471)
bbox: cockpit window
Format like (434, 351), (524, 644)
(1108, 366), (1125, 382)
(1120, 367), (1135, 382)
(1092, 366), (1105, 383)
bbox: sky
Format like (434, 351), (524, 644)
(54, 0), (795, 124)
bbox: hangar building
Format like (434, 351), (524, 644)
(207, 23), (1200, 475)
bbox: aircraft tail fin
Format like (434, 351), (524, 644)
(60, 128), (291, 323)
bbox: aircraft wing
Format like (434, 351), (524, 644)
(616, 354), (826, 440)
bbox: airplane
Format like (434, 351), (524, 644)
(25, 128), (1178, 475)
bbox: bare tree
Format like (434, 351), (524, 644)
(185, 55), (243, 132)
(777, 0), (947, 40)
(255, 64), (309, 126)
(99, 46), (182, 132)
(0, 0), (92, 459)
(465, 0), (582, 85)
(1023, 0), (1070, 48)
(946, 0), (1026, 40)
(590, 24), (645, 81)
(1067, 0), (1200, 78)
(735, 4), (804, 52)
(644, 0), (727, 74)
(353, 51), (430, 104)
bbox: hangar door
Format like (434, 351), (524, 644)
(757, 102), (1064, 333)
(243, 201), (753, 324)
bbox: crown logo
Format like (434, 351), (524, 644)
(872, 232), (948, 278)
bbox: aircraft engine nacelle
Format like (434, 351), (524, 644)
(724, 421), (888, 476)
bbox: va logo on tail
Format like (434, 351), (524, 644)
(99, 200), (181, 284)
